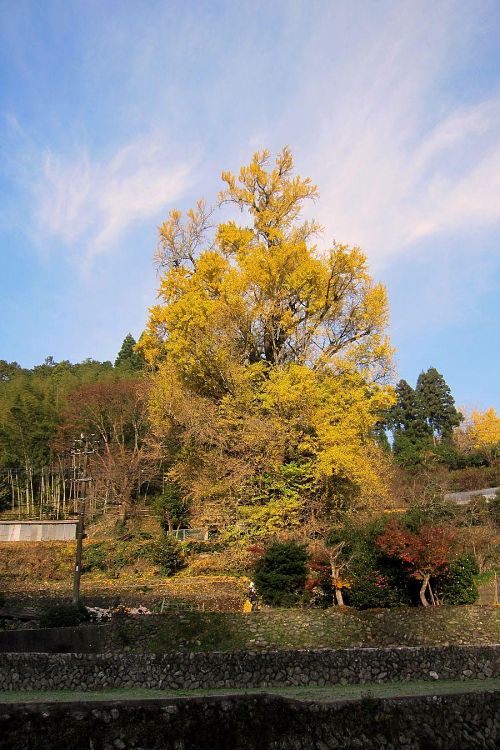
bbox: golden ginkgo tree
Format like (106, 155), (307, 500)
(454, 407), (500, 462)
(139, 148), (395, 538)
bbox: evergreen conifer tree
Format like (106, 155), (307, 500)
(416, 367), (461, 441)
(115, 334), (145, 371)
(387, 380), (432, 468)
(388, 380), (429, 435)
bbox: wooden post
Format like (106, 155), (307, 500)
(72, 495), (86, 605)
(72, 472), (91, 605)
(71, 438), (94, 605)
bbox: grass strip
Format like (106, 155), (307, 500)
(1, 678), (499, 705)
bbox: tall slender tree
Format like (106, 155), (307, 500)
(388, 380), (432, 468)
(416, 367), (461, 442)
(388, 380), (427, 435)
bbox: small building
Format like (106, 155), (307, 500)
(0, 521), (78, 542)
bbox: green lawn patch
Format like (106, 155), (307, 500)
(111, 605), (500, 652)
(2, 678), (499, 705)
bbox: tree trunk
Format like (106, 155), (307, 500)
(121, 501), (129, 524)
(428, 580), (437, 606)
(120, 485), (133, 524)
(419, 574), (430, 606)
(335, 588), (344, 606)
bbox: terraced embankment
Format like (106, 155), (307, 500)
(1, 645), (498, 691)
(105, 606), (500, 651)
(1, 609), (498, 747)
(1, 684), (498, 749)
(3, 606), (499, 652)
(1, 641), (498, 748)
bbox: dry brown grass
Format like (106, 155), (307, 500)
(0, 542), (74, 581)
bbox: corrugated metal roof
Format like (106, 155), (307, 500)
(0, 521), (77, 542)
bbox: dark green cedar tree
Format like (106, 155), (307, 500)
(416, 367), (462, 441)
(115, 334), (146, 371)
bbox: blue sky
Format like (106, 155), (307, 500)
(0, 0), (499, 410)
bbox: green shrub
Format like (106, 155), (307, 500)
(437, 554), (479, 605)
(327, 516), (412, 609)
(434, 442), (487, 469)
(40, 602), (91, 628)
(346, 557), (412, 609)
(148, 536), (186, 576)
(114, 519), (127, 536)
(82, 542), (108, 572)
(403, 500), (458, 532)
(82, 540), (153, 575)
(254, 541), (308, 606)
(152, 483), (190, 534)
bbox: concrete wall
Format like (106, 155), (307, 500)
(1, 691), (498, 749)
(1, 645), (497, 691)
(0, 625), (106, 654)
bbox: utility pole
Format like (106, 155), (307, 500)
(71, 434), (97, 605)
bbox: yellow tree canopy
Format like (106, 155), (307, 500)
(455, 407), (500, 461)
(140, 148), (395, 537)
(469, 408), (500, 449)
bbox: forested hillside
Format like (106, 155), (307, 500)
(0, 337), (152, 518)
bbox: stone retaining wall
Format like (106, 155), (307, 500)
(1, 691), (498, 749)
(1, 645), (498, 691)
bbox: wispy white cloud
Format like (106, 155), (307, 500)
(313, 100), (500, 264)
(29, 134), (194, 265)
(287, 2), (500, 267)
(3, 2), (500, 276)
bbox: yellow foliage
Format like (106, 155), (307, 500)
(454, 407), (500, 460)
(140, 148), (395, 537)
(469, 408), (500, 450)
(260, 364), (393, 492)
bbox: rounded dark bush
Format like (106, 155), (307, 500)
(437, 554), (479, 605)
(254, 541), (308, 606)
(148, 536), (186, 576)
(82, 542), (108, 572)
(40, 602), (91, 628)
